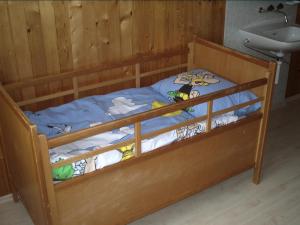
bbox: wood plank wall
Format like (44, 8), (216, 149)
(0, 1), (225, 93)
(0, 0), (225, 197)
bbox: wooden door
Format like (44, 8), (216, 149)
(286, 5), (300, 97)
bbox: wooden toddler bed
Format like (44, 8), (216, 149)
(0, 38), (275, 225)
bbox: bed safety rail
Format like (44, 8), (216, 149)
(48, 77), (268, 169)
(1, 37), (276, 187)
(4, 48), (188, 107)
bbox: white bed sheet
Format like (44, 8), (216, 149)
(50, 114), (238, 180)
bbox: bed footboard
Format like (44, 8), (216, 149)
(0, 85), (48, 225)
(188, 38), (276, 183)
(54, 118), (260, 225)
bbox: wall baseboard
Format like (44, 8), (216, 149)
(0, 193), (13, 204)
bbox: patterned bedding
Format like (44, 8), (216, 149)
(25, 69), (259, 180)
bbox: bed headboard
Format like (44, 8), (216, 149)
(187, 37), (276, 97)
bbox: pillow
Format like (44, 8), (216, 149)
(151, 69), (261, 117)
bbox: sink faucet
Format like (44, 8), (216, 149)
(258, 3), (289, 24)
(275, 10), (289, 24)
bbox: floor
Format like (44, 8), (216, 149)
(0, 99), (299, 225)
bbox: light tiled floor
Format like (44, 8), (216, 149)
(1, 99), (300, 225)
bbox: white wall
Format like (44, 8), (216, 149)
(224, 0), (298, 107)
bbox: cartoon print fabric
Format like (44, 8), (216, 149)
(151, 69), (261, 117)
(51, 112), (239, 181)
(25, 70), (259, 181)
(168, 70), (219, 102)
(167, 71), (219, 112)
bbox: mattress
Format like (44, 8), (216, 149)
(25, 69), (259, 181)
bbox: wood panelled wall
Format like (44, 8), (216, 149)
(0, 0), (225, 197)
(0, 0), (225, 85)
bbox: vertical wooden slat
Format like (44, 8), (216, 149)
(207, 100), (213, 132)
(7, 1), (36, 103)
(94, 0), (122, 63)
(135, 63), (140, 88)
(253, 69), (276, 184)
(119, 0), (134, 86)
(39, 1), (62, 107)
(211, 0), (226, 44)
(153, 0), (166, 52)
(94, 1), (109, 63)
(134, 122), (141, 157)
(24, 1), (49, 110)
(80, 1), (99, 93)
(39, 1), (60, 75)
(108, 1), (122, 62)
(24, 1), (47, 78)
(38, 135), (59, 225)
(132, 1), (154, 55)
(0, 2), (19, 84)
(82, 1), (98, 66)
(0, 1), (23, 103)
(119, 1), (133, 59)
(53, 1), (74, 73)
(68, 0), (84, 69)
(7, 1), (33, 82)
(53, 1), (74, 104)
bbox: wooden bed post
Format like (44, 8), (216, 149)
(134, 122), (142, 157)
(38, 135), (60, 225)
(0, 84), (50, 225)
(253, 62), (276, 184)
(0, 125), (19, 202)
(206, 100), (213, 132)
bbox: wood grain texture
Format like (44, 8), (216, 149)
(0, 37), (275, 225)
(47, 78), (267, 148)
(192, 38), (273, 97)
(0, 0), (226, 102)
(1, 99), (300, 225)
(55, 120), (259, 225)
(0, 85), (47, 225)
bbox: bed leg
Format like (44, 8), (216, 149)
(252, 114), (268, 184)
(253, 133), (264, 185)
(253, 164), (262, 184)
(253, 66), (276, 185)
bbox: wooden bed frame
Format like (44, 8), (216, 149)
(0, 38), (276, 225)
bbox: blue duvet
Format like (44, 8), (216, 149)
(25, 87), (193, 138)
(25, 70), (261, 139)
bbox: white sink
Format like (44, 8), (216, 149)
(240, 23), (300, 53)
